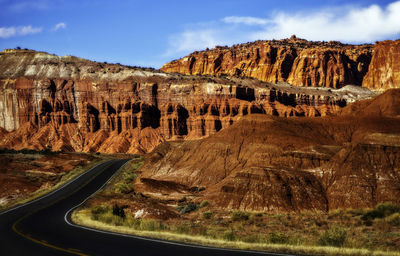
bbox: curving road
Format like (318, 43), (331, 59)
(0, 159), (296, 256)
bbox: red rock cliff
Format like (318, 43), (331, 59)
(362, 40), (400, 91)
(162, 37), (373, 89)
(0, 49), (373, 154)
(162, 37), (400, 91)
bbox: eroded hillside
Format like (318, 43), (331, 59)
(135, 89), (400, 212)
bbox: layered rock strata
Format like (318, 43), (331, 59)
(0, 49), (366, 153)
(162, 37), (400, 91)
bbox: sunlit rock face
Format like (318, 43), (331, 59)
(0, 49), (371, 153)
(162, 37), (400, 92)
(362, 40), (400, 91)
(162, 37), (374, 89)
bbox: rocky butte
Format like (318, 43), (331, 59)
(0, 48), (372, 154)
(161, 36), (400, 91)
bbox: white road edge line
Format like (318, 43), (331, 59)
(64, 160), (296, 256)
(0, 160), (110, 216)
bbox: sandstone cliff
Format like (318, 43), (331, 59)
(161, 37), (400, 91)
(362, 40), (400, 91)
(0, 49), (368, 153)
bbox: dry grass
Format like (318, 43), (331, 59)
(72, 157), (400, 255)
(72, 209), (400, 256)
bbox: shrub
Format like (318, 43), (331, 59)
(123, 171), (137, 183)
(268, 232), (289, 244)
(318, 226), (347, 247)
(231, 210), (250, 221)
(385, 212), (400, 226)
(112, 204), (126, 218)
(91, 205), (110, 215)
(130, 161), (144, 170)
(200, 200), (210, 208)
(114, 183), (133, 194)
(376, 202), (400, 216)
(346, 208), (366, 217)
(178, 202), (199, 214)
(202, 211), (213, 219)
(362, 202), (400, 221)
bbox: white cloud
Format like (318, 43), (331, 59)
(254, 1), (400, 42)
(8, 1), (49, 12)
(165, 1), (400, 58)
(222, 16), (269, 26)
(0, 25), (42, 38)
(52, 22), (66, 31)
(165, 28), (226, 57)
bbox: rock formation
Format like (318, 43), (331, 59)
(162, 37), (400, 91)
(136, 89), (400, 211)
(362, 40), (400, 91)
(0, 49), (368, 153)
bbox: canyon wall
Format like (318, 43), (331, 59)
(162, 37), (400, 91)
(0, 49), (363, 154)
(362, 40), (400, 91)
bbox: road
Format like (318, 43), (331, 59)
(0, 159), (296, 256)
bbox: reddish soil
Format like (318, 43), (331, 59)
(0, 152), (95, 207)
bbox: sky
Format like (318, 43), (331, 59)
(0, 0), (400, 68)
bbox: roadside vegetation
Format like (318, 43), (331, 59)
(74, 194), (400, 256)
(100, 157), (143, 196)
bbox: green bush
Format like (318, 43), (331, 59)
(318, 226), (347, 247)
(91, 205), (110, 215)
(231, 210), (250, 221)
(200, 200), (210, 208)
(268, 232), (289, 244)
(114, 183), (134, 194)
(385, 212), (400, 226)
(112, 204), (126, 218)
(376, 202), (400, 216)
(202, 211), (213, 219)
(130, 161), (144, 170)
(362, 202), (400, 221)
(178, 202), (199, 214)
(123, 171), (137, 183)
(97, 212), (124, 226)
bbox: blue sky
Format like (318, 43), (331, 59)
(0, 0), (399, 68)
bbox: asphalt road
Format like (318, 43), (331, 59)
(0, 159), (296, 256)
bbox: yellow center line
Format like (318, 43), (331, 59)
(11, 160), (117, 256)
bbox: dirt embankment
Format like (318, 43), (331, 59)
(134, 89), (400, 212)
